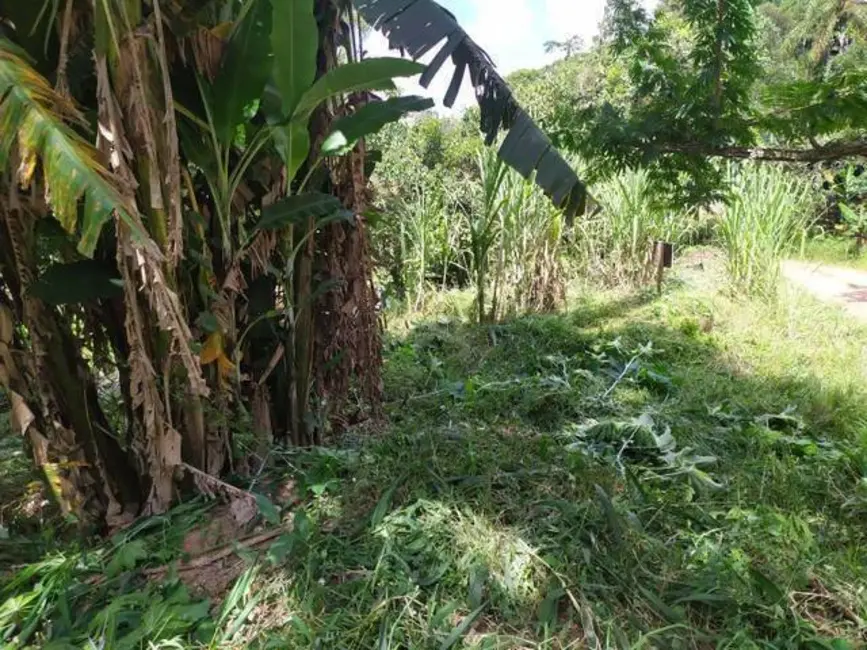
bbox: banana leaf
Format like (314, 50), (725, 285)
(352, 0), (587, 219)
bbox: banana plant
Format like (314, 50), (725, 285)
(179, 1), (428, 249)
(176, 0), (431, 444)
(0, 40), (143, 257)
(267, 1), (429, 444)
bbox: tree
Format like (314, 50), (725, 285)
(0, 0), (429, 524)
(535, 0), (867, 204)
(0, 0), (582, 526)
(785, 0), (867, 73)
(544, 34), (585, 58)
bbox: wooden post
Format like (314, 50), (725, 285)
(653, 241), (673, 294)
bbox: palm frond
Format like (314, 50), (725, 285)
(0, 39), (138, 257)
(352, 0), (586, 219)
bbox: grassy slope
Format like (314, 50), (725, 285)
(3, 255), (867, 649)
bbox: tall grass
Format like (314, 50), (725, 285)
(574, 169), (702, 285)
(473, 149), (567, 322)
(373, 147), (568, 323)
(717, 163), (817, 297)
(470, 149), (508, 322)
(394, 186), (443, 311)
(490, 170), (566, 319)
(372, 179), (466, 312)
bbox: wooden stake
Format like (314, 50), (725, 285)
(654, 241), (673, 295)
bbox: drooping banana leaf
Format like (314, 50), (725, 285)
(0, 39), (146, 256)
(352, 0), (587, 219)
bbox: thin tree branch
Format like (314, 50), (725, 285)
(658, 139), (867, 162)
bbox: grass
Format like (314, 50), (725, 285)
(799, 235), (867, 271)
(575, 169), (706, 286)
(717, 163), (817, 298)
(2, 252), (867, 648)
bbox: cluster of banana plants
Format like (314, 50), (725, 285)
(0, 0), (432, 524)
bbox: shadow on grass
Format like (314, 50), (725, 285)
(566, 288), (660, 328)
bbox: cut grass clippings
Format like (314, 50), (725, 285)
(2, 253), (866, 649)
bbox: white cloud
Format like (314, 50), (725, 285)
(364, 0), (661, 114)
(544, 0), (604, 44)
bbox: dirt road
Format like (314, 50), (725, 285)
(782, 260), (867, 321)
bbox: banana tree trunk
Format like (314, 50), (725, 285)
(0, 194), (140, 525)
(94, 0), (216, 512)
(276, 0), (383, 447)
(308, 0), (382, 436)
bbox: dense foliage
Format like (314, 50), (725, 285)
(0, 0), (485, 526)
(369, 116), (568, 321)
(504, 0), (867, 204)
(362, 0), (866, 317)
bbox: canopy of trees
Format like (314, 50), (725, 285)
(505, 0), (867, 204)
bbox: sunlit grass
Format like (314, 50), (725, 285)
(799, 235), (867, 271)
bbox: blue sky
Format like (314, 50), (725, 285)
(367, 0), (659, 112)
